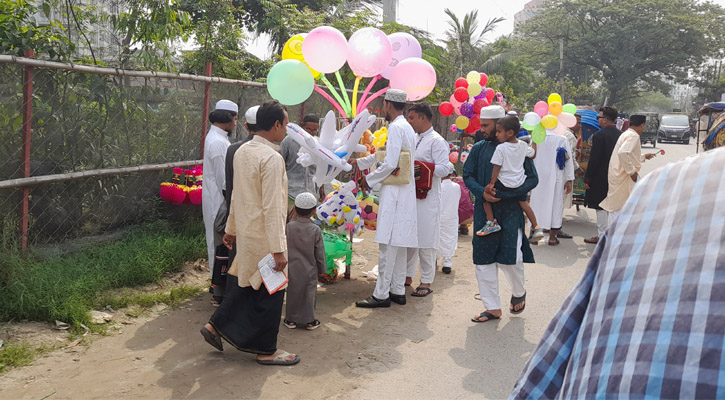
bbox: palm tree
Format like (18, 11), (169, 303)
(444, 8), (504, 76)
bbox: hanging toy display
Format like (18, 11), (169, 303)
(316, 181), (364, 235)
(159, 165), (203, 205)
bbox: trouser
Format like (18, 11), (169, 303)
(405, 247), (436, 284)
(474, 230), (525, 311)
(609, 210), (621, 225)
(596, 209), (609, 237)
(204, 221), (215, 278)
(373, 244), (407, 299)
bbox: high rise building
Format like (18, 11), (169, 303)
(514, 0), (548, 30)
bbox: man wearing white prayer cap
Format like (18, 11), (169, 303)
(351, 88), (418, 308)
(203, 99), (238, 305)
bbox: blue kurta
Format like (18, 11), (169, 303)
(463, 139), (539, 265)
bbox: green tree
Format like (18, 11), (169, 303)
(443, 9), (504, 77)
(0, 0), (74, 59)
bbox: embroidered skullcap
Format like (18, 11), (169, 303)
(294, 192), (317, 209)
(215, 99), (238, 113)
(384, 89), (408, 103)
(480, 105), (505, 120)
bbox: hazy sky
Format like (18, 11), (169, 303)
(245, 0), (725, 59)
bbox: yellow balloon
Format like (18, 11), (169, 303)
(541, 115), (558, 129)
(549, 101), (563, 116)
(466, 71), (481, 83)
(467, 82), (482, 96)
(455, 116), (470, 130)
(548, 93), (562, 105)
(282, 34), (321, 79)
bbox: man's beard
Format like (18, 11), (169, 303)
(384, 111), (392, 122)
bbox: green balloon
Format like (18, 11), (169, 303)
(267, 59), (314, 105)
(532, 125), (546, 144)
(522, 121), (534, 131)
(562, 103), (577, 114)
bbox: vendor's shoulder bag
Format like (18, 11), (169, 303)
(374, 146), (412, 185)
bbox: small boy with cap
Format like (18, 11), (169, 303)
(283, 192), (327, 330)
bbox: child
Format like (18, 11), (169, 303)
(477, 116), (544, 240)
(283, 192), (327, 330)
(438, 163), (461, 274)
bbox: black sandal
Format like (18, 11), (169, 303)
(200, 326), (223, 351)
(306, 320), (321, 330)
(471, 311), (501, 323)
(283, 319), (297, 329)
(411, 286), (433, 297)
(510, 293), (526, 314)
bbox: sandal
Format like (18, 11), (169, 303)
(510, 293), (526, 314)
(200, 326), (223, 351)
(557, 232), (573, 239)
(257, 350), (301, 366)
(471, 311), (501, 323)
(584, 236), (599, 244)
(210, 296), (223, 307)
(305, 320), (321, 330)
(548, 238), (560, 246)
(283, 319), (297, 329)
(411, 286), (433, 297)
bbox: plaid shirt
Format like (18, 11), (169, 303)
(511, 147), (725, 399)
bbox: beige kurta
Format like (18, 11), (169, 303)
(285, 217), (327, 323)
(226, 135), (288, 289)
(600, 129), (644, 212)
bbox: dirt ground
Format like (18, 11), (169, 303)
(0, 142), (696, 399)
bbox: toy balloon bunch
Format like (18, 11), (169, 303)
(159, 166), (203, 205)
(268, 27), (436, 116)
(439, 71), (503, 134)
(522, 93), (578, 144)
(316, 181), (364, 235)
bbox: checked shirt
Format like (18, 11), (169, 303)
(511, 147), (725, 399)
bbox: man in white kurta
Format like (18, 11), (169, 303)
(354, 89), (418, 308)
(202, 100), (237, 278)
(404, 103), (451, 296)
(529, 130), (574, 245)
(600, 115), (654, 222)
(438, 164), (461, 274)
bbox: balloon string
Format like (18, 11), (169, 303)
(358, 86), (389, 112)
(357, 75), (380, 115)
(351, 75), (362, 117)
(334, 71), (352, 114)
(320, 75), (347, 115)
(314, 85), (348, 119)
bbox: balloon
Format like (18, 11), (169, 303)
(541, 115), (559, 129)
(465, 124), (477, 134)
(455, 78), (469, 89)
(522, 121), (534, 131)
(523, 112), (542, 127)
(549, 101), (563, 116)
(450, 124), (457, 133)
(453, 103), (462, 116)
(562, 103), (577, 114)
(548, 93), (562, 105)
(454, 87), (469, 102)
(267, 59), (314, 105)
(439, 102), (454, 116)
(479, 73), (488, 87)
(389, 58), (436, 101)
(380, 32), (422, 79)
(281, 34), (321, 78)
(466, 71), (481, 83)
(303, 26), (348, 73)
(449, 151), (459, 163)
(534, 101), (549, 118)
(346, 27), (393, 77)
(553, 122), (567, 135)
(468, 115), (481, 131)
(467, 82), (482, 97)
(455, 116), (470, 130)
(557, 112), (577, 128)
(460, 102), (475, 118)
(532, 125), (546, 143)
(449, 94), (462, 106)
(485, 88), (495, 103)
(473, 98), (488, 113)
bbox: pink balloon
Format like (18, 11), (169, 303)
(454, 103), (462, 116)
(553, 122), (567, 135)
(302, 26), (348, 73)
(390, 58), (436, 101)
(380, 32), (422, 79)
(347, 27), (392, 77)
(534, 101), (549, 118)
(557, 112), (577, 128)
(450, 124), (457, 133)
(449, 94), (462, 106)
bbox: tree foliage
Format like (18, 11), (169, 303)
(0, 0), (74, 59)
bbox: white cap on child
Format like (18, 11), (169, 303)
(294, 192), (317, 209)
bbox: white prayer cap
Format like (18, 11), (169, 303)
(480, 105), (505, 120)
(294, 192), (317, 209)
(384, 89), (408, 103)
(245, 105), (259, 124)
(215, 99), (238, 113)
(507, 110), (519, 116)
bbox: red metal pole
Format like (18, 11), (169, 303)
(20, 49), (34, 252)
(200, 62), (212, 158)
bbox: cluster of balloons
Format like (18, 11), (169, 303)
(438, 71), (501, 134)
(448, 143), (472, 164)
(268, 26), (436, 117)
(522, 93), (578, 144)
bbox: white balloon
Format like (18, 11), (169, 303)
(523, 112), (541, 127)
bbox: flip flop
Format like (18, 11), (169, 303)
(411, 286), (433, 297)
(548, 238), (560, 246)
(257, 350), (301, 366)
(557, 232), (573, 239)
(200, 326), (223, 351)
(510, 293), (526, 314)
(471, 311), (501, 323)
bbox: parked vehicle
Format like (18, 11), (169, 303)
(658, 113), (691, 144)
(637, 112), (659, 147)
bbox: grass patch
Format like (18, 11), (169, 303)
(0, 221), (205, 327)
(0, 341), (55, 373)
(98, 284), (205, 310)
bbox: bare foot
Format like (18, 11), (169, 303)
(510, 300), (526, 313)
(257, 349), (298, 363)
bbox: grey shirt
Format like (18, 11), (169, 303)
(280, 135), (317, 200)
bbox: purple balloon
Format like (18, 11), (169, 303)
(460, 102), (475, 118)
(380, 32), (422, 79)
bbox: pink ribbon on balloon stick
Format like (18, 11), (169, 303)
(357, 75), (381, 115)
(314, 85), (348, 118)
(358, 87), (389, 112)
